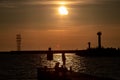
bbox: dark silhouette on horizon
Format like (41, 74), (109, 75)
(97, 32), (102, 49)
(88, 42), (91, 49)
(0, 31), (120, 57)
(16, 34), (21, 51)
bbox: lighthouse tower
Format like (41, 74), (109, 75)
(97, 32), (102, 49)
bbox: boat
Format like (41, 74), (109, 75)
(37, 66), (116, 80)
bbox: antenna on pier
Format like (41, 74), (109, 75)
(16, 34), (21, 51)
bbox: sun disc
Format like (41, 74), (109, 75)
(58, 6), (68, 15)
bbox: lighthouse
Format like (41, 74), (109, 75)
(97, 32), (102, 49)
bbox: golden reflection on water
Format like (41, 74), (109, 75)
(40, 53), (86, 72)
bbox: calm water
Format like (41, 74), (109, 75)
(0, 53), (120, 80)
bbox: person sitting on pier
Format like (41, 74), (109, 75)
(54, 62), (60, 72)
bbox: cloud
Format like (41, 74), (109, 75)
(0, 0), (103, 8)
(0, 0), (92, 9)
(0, 0), (120, 8)
(0, 1), (16, 8)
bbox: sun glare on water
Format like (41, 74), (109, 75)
(58, 6), (69, 15)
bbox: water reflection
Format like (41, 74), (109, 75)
(32, 54), (120, 79)
(39, 53), (86, 72)
(0, 53), (120, 79)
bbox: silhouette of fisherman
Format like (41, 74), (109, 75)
(62, 53), (66, 66)
(54, 62), (60, 72)
(53, 53), (69, 80)
(54, 62), (60, 79)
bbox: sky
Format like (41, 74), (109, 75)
(0, 0), (120, 51)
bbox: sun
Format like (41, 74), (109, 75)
(58, 6), (69, 15)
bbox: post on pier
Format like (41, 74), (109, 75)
(62, 53), (66, 66)
(47, 47), (53, 60)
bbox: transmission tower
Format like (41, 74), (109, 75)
(16, 34), (21, 51)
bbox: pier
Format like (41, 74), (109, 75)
(10, 49), (85, 54)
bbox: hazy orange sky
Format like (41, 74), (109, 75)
(0, 0), (120, 51)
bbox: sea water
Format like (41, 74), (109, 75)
(0, 53), (120, 80)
